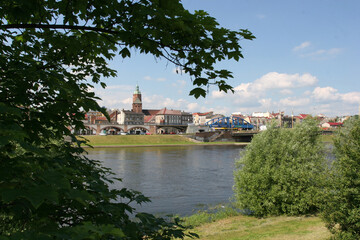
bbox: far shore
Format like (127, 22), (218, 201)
(82, 142), (249, 148)
(78, 133), (333, 148)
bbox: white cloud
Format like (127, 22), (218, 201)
(105, 85), (133, 91)
(211, 90), (227, 99)
(304, 90), (312, 96)
(293, 41), (311, 51)
(312, 86), (340, 101)
(211, 72), (318, 110)
(341, 92), (360, 104)
(144, 76), (167, 82)
(172, 79), (187, 87)
(309, 87), (360, 114)
(253, 72), (318, 90)
(187, 103), (199, 112)
(280, 89), (293, 95)
(279, 97), (310, 107)
(258, 98), (273, 109)
(301, 48), (342, 59)
(121, 97), (132, 105)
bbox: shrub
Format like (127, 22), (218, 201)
(234, 119), (328, 217)
(321, 117), (360, 239)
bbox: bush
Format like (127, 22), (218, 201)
(234, 119), (328, 217)
(321, 117), (360, 239)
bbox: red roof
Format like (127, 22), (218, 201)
(144, 115), (156, 123)
(328, 122), (343, 126)
(157, 108), (182, 115)
(143, 109), (160, 116)
(298, 114), (308, 119)
(193, 112), (212, 116)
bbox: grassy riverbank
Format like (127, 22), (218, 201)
(79, 135), (241, 146)
(79, 134), (333, 147)
(183, 214), (331, 240)
(177, 205), (331, 240)
(80, 135), (195, 146)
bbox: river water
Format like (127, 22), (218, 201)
(86, 145), (245, 216)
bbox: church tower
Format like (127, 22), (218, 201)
(132, 84), (142, 113)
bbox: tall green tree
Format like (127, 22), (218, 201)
(0, 0), (254, 239)
(234, 119), (328, 217)
(321, 117), (360, 239)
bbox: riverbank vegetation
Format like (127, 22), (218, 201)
(183, 215), (330, 240)
(177, 204), (331, 239)
(231, 117), (360, 239)
(1, 0), (254, 239)
(234, 119), (328, 216)
(321, 117), (360, 239)
(80, 133), (333, 147)
(81, 135), (196, 146)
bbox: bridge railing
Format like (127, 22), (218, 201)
(205, 116), (254, 130)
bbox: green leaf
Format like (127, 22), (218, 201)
(193, 77), (208, 86)
(189, 88), (206, 98)
(100, 82), (107, 88)
(120, 48), (131, 58)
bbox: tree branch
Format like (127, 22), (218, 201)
(1, 24), (117, 34)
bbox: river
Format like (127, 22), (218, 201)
(86, 145), (245, 216)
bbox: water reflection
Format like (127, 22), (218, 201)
(86, 145), (245, 216)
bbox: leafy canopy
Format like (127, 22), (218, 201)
(1, 0), (254, 98)
(321, 117), (360, 239)
(234, 119), (328, 217)
(0, 0), (254, 239)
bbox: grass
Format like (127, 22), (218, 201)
(78, 135), (242, 146)
(80, 135), (196, 146)
(183, 214), (331, 240)
(176, 205), (331, 240)
(181, 204), (242, 228)
(79, 133), (333, 146)
(321, 134), (334, 143)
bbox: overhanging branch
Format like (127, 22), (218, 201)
(1, 23), (117, 34)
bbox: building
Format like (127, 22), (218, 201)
(193, 111), (225, 125)
(117, 84), (145, 125)
(192, 112), (213, 125)
(83, 84), (193, 135)
(155, 108), (192, 126)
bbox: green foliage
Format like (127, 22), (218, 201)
(0, 0), (253, 238)
(0, 0), (254, 99)
(321, 117), (360, 239)
(181, 204), (240, 228)
(234, 119), (328, 217)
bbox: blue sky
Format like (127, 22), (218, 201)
(94, 0), (360, 117)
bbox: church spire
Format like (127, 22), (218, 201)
(134, 84), (141, 94)
(132, 84), (142, 113)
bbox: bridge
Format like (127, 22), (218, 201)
(80, 123), (188, 135)
(205, 116), (254, 130)
(81, 123), (152, 135)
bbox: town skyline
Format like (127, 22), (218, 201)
(99, 84), (358, 119)
(92, 0), (360, 117)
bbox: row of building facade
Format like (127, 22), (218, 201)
(80, 85), (346, 135)
(82, 85), (193, 135)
